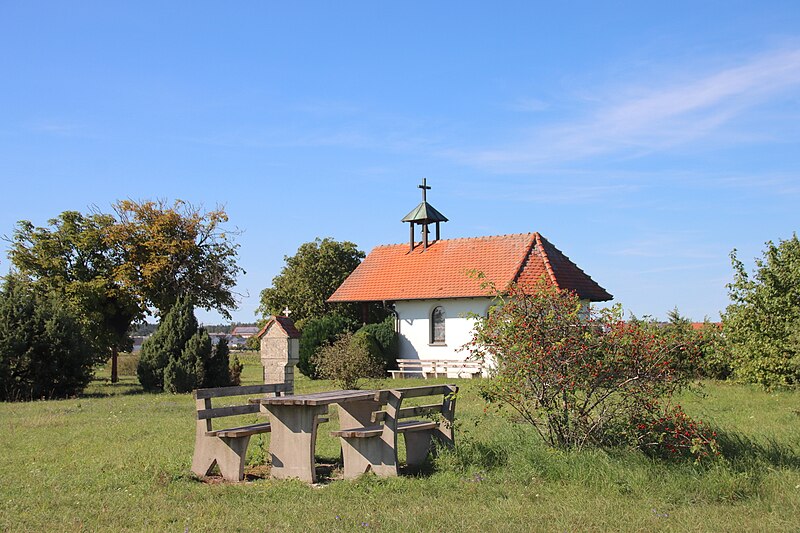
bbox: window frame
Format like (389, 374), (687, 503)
(430, 305), (446, 345)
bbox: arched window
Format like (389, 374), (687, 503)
(431, 306), (445, 344)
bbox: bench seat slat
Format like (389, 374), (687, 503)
(331, 420), (437, 439)
(207, 422), (273, 438)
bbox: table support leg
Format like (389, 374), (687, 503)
(337, 399), (383, 428)
(265, 404), (328, 483)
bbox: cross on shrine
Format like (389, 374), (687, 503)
(418, 177), (431, 203)
(282, 307), (292, 317)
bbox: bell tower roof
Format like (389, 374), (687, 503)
(401, 201), (448, 224)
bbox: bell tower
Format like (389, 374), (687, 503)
(401, 178), (448, 252)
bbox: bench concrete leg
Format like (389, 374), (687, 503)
(403, 431), (433, 466)
(339, 436), (397, 479)
(191, 435), (251, 482)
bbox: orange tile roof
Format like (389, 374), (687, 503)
(328, 233), (612, 303)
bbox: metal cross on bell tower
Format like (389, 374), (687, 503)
(419, 178), (431, 202)
(401, 178), (449, 252)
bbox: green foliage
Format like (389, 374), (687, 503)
(9, 211), (142, 381)
(357, 315), (398, 368)
(311, 331), (384, 389)
(206, 338), (232, 388)
(298, 313), (359, 378)
(137, 296), (199, 391)
(229, 353), (243, 386)
(631, 308), (732, 380)
(724, 235), (800, 388)
(245, 334), (260, 351)
(257, 238), (366, 328)
(107, 199), (243, 319)
(695, 321), (731, 380)
(164, 328), (212, 393)
(470, 281), (717, 462)
(139, 297), (232, 393)
(0, 276), (98, 400)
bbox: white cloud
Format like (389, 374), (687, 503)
(455, 47), (800, 171)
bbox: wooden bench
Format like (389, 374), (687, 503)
(389, 359), (483, 379)
(330, 384), (458, 479)
(191, 383), (287, 481)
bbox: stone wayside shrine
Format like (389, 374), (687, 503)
(256, 315), (301, 394)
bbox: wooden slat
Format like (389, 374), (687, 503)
(397, 420), (437, 433)
(330, 425), (383, 438)
(197, 403), (260, 420)
(254, 389), (379, 406)
(194, 383), (286, 400)
(390, 384), (457, 399)
(207, 422), (272, 438)
(388, 370), (426, 378)
(371, 403), (442, 423)
(332, 420), (438, 438)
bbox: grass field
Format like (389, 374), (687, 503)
(1, 352), (799, 532)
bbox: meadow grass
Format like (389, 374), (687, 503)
(0, 352), (798, 531)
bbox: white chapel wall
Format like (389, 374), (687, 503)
(394, 298), (492, 361)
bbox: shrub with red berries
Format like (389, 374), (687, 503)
(468, 279), (718, 462)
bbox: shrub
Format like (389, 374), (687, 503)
(632, 310), (732, 380)
(695, 322), (732, 380)
(229, 353), (243, 386)
(138, 296), (230, 392)
(311, 331), (384, 389)
(357, 315), (398, 369)
(298, 313), (358, 378)
(469, 280), (717, 462)
(117, 353), (140, 376)
(0, 276), (99, 400)
(631, 403), (719, 462)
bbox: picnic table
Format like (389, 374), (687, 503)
(249, 389), (382, 483)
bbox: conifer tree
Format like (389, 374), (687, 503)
(137, 296), (197, 391)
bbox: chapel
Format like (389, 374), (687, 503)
(328, 180), (613, 363)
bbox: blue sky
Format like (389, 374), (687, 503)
(1, 2), (799, 324)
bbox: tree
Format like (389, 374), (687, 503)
(206, 337), (231, 387)
(106, 199), (243, 319)
(257, 238), (365, 328)
(0, 276), (98, 400)
(8, 211), (141, 383)
(138, 296), (198, 391)
(164, 328), (213, 393)
(724, 235), (800, 388)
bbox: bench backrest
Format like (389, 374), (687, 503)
(193, 384), (287, 431)
(372, 384), (458, 446)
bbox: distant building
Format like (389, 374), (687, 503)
(230, 326), (260, 338)
(131, 336), (148, 353)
